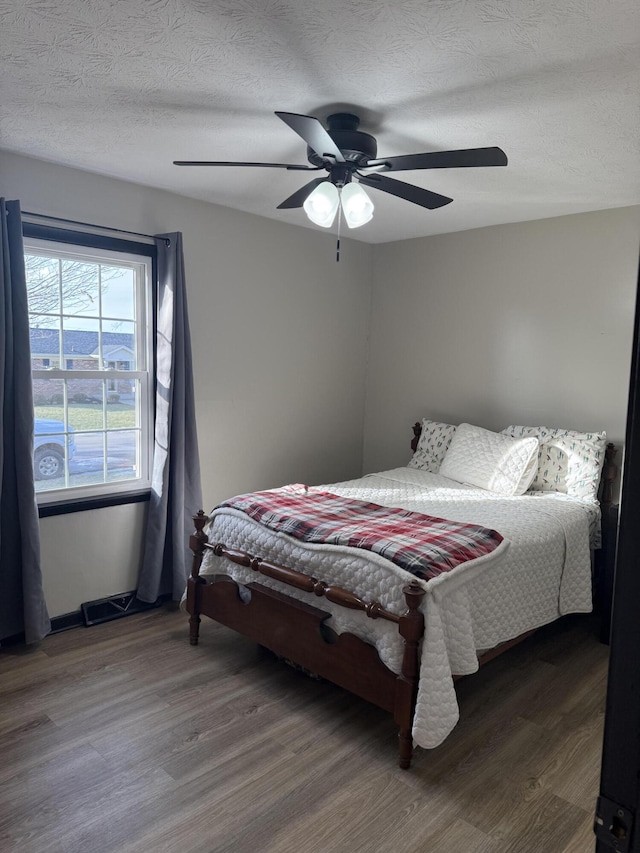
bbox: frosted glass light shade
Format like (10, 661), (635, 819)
(340, 183), (374, 229)
(303, 182), (340, 227)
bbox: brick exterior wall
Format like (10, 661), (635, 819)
(32, 357), (133, 404)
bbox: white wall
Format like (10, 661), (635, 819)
(38, 503), (148, 618)
(364, 207), (640, 473)
(1, 151), (373, 617)
(4, 150), (639, 619)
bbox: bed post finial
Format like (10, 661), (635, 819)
(187, 510), (209, 645)
(411, 422), (422, 453)
(599, 443), (618, 518)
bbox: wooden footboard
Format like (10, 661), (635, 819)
(187, 510), (425, 769)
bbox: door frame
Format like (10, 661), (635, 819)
(596, 260), (640, 852)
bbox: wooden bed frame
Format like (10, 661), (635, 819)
(186, 427), (618, 769)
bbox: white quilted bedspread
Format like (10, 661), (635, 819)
(197, 467), (598, 749)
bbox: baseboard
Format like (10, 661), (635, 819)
(50, 610), (85, 634)
(1, 613), (81, 645)
(1, 592), (174, 646)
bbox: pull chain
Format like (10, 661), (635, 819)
(336, 196), (342, 262)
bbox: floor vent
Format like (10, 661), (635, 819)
(81, 591), (160, 627)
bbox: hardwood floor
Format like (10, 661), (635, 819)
(0, 608), (608, 853)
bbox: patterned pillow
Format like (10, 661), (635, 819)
(439, 423), (539, 496)
(502, 425), (607, 502)
(408, 419), (457, 473)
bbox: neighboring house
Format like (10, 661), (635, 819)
(30, 329), (135, 402)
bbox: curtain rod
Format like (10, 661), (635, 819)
(21, 211), (171, 246)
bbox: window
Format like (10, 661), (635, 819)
(24, 232), (154, 505)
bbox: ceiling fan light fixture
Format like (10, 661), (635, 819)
(340, 182), (374, 229)
(303, 181), (340, 227)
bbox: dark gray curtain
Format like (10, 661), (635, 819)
(137, 232), (202, 603)
(0, 199), (50, 644)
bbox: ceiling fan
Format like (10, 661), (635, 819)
(174, 111), (508, 229)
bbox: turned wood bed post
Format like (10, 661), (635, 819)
(600, 442), (618, 518)
(187, 510), (209, 645)
(396, 581), (426, 769)
(411, 422), (422, 453)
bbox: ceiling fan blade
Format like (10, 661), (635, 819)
(173, 160), (320, 170)
(275, 112), (345, 164)
(367, 147), (508, 172)
(357, 174), (453, 210)
(276, 177), (328, 209)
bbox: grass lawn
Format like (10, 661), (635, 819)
(35, 403), (136, 430)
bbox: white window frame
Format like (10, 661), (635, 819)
(25, 237), (154, 505)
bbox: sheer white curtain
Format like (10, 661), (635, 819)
(0, 199), (50, 644)
(137, 232), (202, 603)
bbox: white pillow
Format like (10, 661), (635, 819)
(408, 419), (457, 473)
(502, 425), (607, 503)
(439, 423), (539, 496)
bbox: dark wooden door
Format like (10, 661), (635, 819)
(596, 260), (640, 852)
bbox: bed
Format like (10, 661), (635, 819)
(186, 420), (617, 768)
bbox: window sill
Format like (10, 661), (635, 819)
(38, 489), (151, 518)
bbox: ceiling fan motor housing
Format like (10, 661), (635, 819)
(307, 113), (377, 168)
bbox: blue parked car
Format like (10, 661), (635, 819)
(34, 419), (76, 480)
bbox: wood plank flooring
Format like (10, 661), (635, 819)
(0, 609), (608, 853)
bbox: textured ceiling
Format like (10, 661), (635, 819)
(1, 0), (639, 244)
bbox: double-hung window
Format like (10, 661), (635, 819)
(24, 228), (155, 507)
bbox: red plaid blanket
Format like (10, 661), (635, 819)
(218, 485), (504, 581)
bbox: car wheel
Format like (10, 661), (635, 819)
(34, 446), (64, 480)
